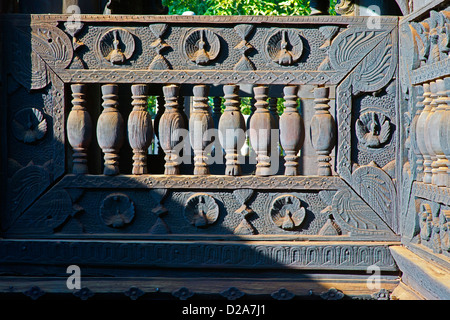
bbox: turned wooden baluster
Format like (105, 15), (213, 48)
(280, 86), (304, 176)
(189, 85), (214, 175)
(311, 86), (336, 176)
(428, 79), (449, 186)
(97, 84), (124, 176)
(67, 84), (92, 174)
(418, 82), (433, 184)
(153, 95), (165, 153)
(218, 84), (246, 176)
(128, 84), (153, 175)
(445, 77), (450, 187)
(438, 77), (450, 188)
(412, 85), (425, 182)
(159, 85), (186, 175)
(425, 81), (438, 184)
(249, 86), (275, 176)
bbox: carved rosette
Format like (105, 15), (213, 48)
(266, 29), (303, 66)
(12, 108), (47, 144)
(183, 193), (219, 228)
(100, 193), (135, 228)
(184, 28), (220, 66)
(270, 195), (306, 231)
(355, 111), (392, 149)
(97, 28), (135, 65)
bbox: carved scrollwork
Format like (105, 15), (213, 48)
(184, 28), (220, 66)
(266, 29), (303, 66)
(356, 111), (392, 149)
(99, 193), (135, 228)
(11, 108), (47, 144)
(270, 195), (306, 231)
(97, 28), (135, 65)
(184, 193), (219, 228)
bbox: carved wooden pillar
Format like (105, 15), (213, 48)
(445, 77), (450, 187)
(412, 84), (425, 182)
(97, 84), (124, 175)
(189, 85), (213, 175)
(418, 82), (433, 184)
(159, 84), (186, 175)
(425, 81), (438, 184)
(153, 95), (165, 153)
(67, 84), (92, 174)
(249, 86), (275, 176)
(128, 84), (153, 175)
(429, 78), (450, 186)
(279, 86), (304, 176)
(311, 86), (335, 176)
(218, 84), (246, 176)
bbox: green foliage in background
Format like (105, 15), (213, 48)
(147, 0), (339, 116)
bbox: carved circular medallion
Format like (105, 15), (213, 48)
(100, 193), (135, 228)
(266, 29), (303, 66)
(270, 195), (306, 231)
(184, 193), (219, 228)
(11, 108), (47, 144)
(97, 28), (135, 65)
(355, 111), (392, 150)
(183, 28), (220, 66)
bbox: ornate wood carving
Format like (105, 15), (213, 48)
(97, 84), (124, 176)
(279, 85), (304, 176)
(128, 84), (153, 175)
(249, 86), (275, 176)
(159, 85), (186, 175)
(311, 86), (335, 176)
(183, 193), (219, 228)
(67, 84), (92, 174)
(270, 195), (306, 231)
(218, 85), (246, 176)
(12, 107), (47, 144)
(234, 24), (255, 71)
(189, 85), (213, 175)
(418, 82), (433, 184)
(100, 193), (135, 228)
(355, 111), (391, 149)
(96, 28), (135, 65)
(184, 29), (220, 66)
(149, 23), (171, 70)
(266, 29), (303, 66)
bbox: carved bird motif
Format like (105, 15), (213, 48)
(11, 108), (47, 143)
(356, 112), (391, 148)
(185, 29), (220, 66)
(105, 30), (126, 64)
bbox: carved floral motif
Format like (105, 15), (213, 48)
(99, 193), (135, 228)
(270, 195), (306, 231)
(356, 112), (391, 149)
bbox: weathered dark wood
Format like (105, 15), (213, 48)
(67, 84), (92, 174)
(159, 85), (186, 175)
(97, 84), (124, 175)
(311, 86), (335, 176)
(279, 86), (304, 176)
(128, 84), (153, 175)
(249, 86), (275, 176)
(218, 85), (246, 176)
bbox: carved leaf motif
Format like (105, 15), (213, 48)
(351, 163), (397, 232)
(31, 25), (73, 69)
(329, 29), (385, 71)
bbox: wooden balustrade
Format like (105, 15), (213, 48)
(65, 83), (354, 178)
(413, 78), (450, 188)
